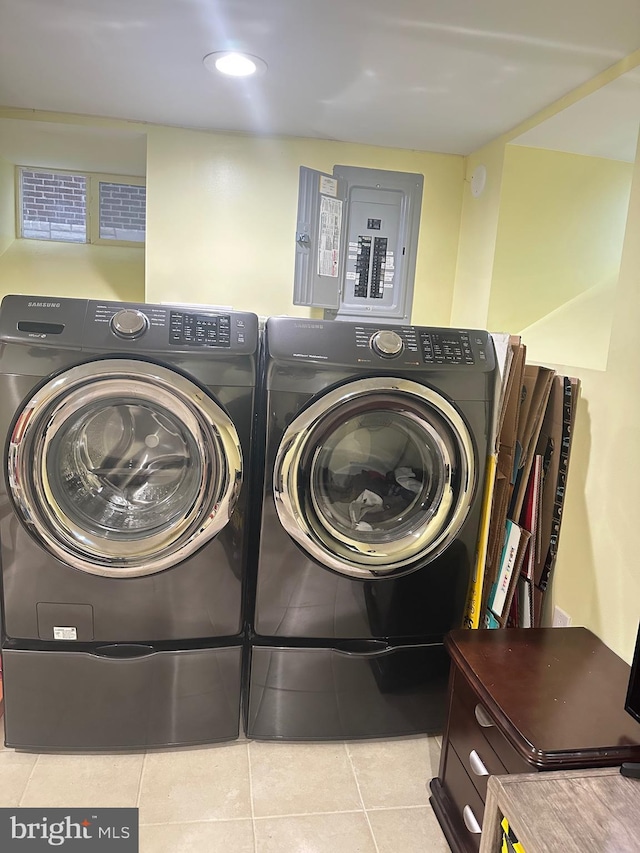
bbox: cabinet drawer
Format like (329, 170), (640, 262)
(449, 688), (507, 801)
(451, 666), (533, 775)
(442, 742), (485, 853)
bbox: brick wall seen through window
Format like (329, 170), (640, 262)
(21, 170), (87, 242)
(99, 182), (146, 242)
(19, 168), (145, 244)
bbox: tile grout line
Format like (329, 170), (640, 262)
(138, 809), (367, 828)
(135, 752), (147, 810)
(254, 808), (367, 821)
(364, 804), (431, 812)
(17, 752), (41, 807)
(344, 742), (380, 853)
(246, 741), (258, 853)
(140, 816), (262, 827)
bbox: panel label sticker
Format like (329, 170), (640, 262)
(317, 196), (342, 277)
(53, 626), (78, 640)
(318, 175), (338, 197)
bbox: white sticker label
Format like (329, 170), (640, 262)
(319, 175), (338, 197)
(317, 196), (342, 277)
(346, 272), (357, 280)
(54, 626), (77, 640)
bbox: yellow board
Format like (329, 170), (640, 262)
(501, 816), (526, 852)
(464, 453), (498, 628)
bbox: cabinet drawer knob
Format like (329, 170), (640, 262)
(474, 703), (494, 728)
(469, 749), (489, 777)
(462, 804), (482, 834)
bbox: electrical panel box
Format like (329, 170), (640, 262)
(293, 165), (423, 323)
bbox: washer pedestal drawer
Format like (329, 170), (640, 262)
(2, 644), (242, 750)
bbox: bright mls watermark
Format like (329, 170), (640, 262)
(0, 809), (138, 850)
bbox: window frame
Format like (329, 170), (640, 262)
(16, 166), (146, 248)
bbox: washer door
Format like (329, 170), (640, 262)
(7, 359), (242, 577)
(273, 377), (476, 579)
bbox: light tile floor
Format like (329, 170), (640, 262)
(0, 731), (450, 852)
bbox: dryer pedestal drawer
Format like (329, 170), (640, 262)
(2, 645), (242, 750)
(247, 643), (450, 740)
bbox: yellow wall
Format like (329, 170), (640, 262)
(451, 49), (640, 333)
(553, 130), (640, 662)
(489, 146), (632, 340)
(0, 113), (146, 302)
(145, 126), (464, 323)
(0, 112), (464, 320)
(450, 146), (507, 328)
(0, 154), (15, 258)
(0, 240), (144, 302)
(452, 54), (640, 662)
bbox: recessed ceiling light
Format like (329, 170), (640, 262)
(203, 52), (267, 78)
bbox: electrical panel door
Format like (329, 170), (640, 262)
(293, 165), (423, 323)
(293, 167), (347, 309)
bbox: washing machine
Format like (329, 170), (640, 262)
(245, 316), (496, 740)
(0, 295), (258, 750)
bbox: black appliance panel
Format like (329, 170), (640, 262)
(254, 495), (471, 640)
(247, 642), (449, 740)
(2, 645), (242, 749)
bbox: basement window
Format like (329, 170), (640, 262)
(18, 167), (146, 246)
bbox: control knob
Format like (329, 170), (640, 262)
(110, 309), (148, 339)
(370, 330), (404, 358)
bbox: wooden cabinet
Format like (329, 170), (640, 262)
(429, 627), (640, 853)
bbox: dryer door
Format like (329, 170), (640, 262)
(7, 359), (242, 577)
(273, 377), (476, 579)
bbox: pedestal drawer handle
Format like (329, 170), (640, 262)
(469, 749), (489, 777)
(474, 703), (494, 728)
(462, 804), (482, 834)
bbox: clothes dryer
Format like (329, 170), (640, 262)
(0, 295), (258, 750)
(246, 317), (496, 740)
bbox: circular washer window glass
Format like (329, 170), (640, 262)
(46, 399), (204, 539)
(311, 409), (446, 544)
(7, 359), (242, 577)
(273, 377), (476, 579)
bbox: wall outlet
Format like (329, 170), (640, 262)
(553, 606), (572, 628)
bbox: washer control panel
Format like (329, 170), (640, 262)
(90, 303), (255, 352)
(169, 311), (232, 347)
(0, 296), (258, 354)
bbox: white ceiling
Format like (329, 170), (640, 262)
(513, 67), (640, 162)
(0, 0), (639, 155)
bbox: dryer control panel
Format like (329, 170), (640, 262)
(267, 317), (495, 372)
(419, 329), (489, 366)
